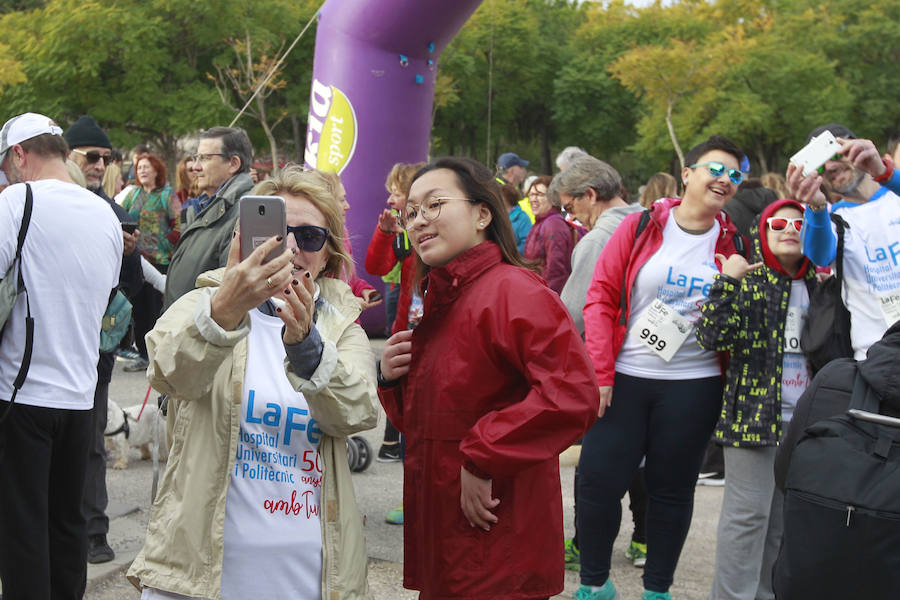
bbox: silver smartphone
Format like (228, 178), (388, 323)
(239, 195), (286, 263)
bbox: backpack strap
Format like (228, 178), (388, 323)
(0, 183), (35, 425)
(733, 231), (748, 259)
(832, 213), (848, 284)
(618, 210), (651, 325)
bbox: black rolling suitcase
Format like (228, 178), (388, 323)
(773, 372), (900, 599)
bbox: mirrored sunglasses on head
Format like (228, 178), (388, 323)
(287, 224), (329, 251)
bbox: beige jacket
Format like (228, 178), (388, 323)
(127, 269), (378, 599)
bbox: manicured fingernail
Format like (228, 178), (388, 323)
(276, 235), (283, 242)
(304, 272), (310, 278)
(284, 289), (290, 295)
(276, 307), (282, 313)
(292, 279), (299, 286)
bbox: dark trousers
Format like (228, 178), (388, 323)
(83, 381), (109, 537)
(133, 278), (164, 360)
(383, 418), (401, 444)
(573, 466), (647, 548)
(384, 282), (400, 336)
(0, 401), (92, 599)
(577, 373), (722, 593)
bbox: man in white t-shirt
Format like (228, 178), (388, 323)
(789, 132), (900, 358)
(0, 113), (122, 598)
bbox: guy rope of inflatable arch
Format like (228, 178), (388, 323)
(228, 1), (328, 128)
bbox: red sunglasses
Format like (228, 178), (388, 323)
(767, 217), (803, 232)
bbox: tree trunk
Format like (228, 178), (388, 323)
(257, 95), (278, 173)
(755, 138), (768, 174)
(540, 122), (551, 175)
(666, 101), (685, 170)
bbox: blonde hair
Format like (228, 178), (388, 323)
(66, 159), (87, 188)
(385, 162), (426, 196)
(101, 162), (122, 197)
(760, 172), (790, 199)
(252, 165), (353, 279)
(639, 172), (678, 208)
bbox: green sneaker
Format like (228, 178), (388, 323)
(641, 591), (672, 600)
(574, 580), (617, 600)
(564, 538), (581, 571)
(625, 540), (647, 568)
(385, 505), (403, 525)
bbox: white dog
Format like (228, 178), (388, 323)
(105, 398), (168, 470)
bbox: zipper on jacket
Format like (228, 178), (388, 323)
(846, 505), (855, 527)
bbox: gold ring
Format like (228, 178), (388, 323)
(266, 276), (274, 288)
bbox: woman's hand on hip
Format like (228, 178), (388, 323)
(380, 329), (413, 381)
(278, 272), (316, 345)
(211, 231), (294, 331)
(460, 466), (499, 532)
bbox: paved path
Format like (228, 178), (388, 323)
(25, 339), (724, 599)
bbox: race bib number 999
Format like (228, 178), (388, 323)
(630, 298), (693, 362)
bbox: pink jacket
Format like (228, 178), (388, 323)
(583, 198), (743, 386)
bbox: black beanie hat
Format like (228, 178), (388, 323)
(806, 123), (856, 144)
(64, 115), (111, 149)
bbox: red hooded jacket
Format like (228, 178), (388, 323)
(364, 225), (415, 333)
(378, 242), (599, 600)
(583, 198), (745, 386)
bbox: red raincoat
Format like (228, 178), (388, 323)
(378, 242), (600, 600)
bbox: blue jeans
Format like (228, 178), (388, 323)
(577, 372), (722, 592)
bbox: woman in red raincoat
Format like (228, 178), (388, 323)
(378, 157), (600, 600)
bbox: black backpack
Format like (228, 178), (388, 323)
(773, 370), (900, 599)
(800, 213), (852, 373)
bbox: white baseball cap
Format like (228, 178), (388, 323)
(0, 112), (64, 165)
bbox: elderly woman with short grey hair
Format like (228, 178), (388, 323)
(556, 156), (642, 336)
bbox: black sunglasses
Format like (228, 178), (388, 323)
(287, 224), (329, 252)
(72, 148), (112, 164)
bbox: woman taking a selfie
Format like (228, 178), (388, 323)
(577, 136), (747, 600)
(378, 157), (599, 600)
(127, 166), (377, 599)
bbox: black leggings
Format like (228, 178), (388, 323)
(577, 372), (722, 593)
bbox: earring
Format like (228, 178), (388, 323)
(479, 222), (485, 227)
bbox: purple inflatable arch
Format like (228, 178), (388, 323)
(304, 0), (483, 334)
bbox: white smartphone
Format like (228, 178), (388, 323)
(239, 195), (286, 263)
(790, 130), (843, 177)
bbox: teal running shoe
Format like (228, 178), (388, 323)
(574, 580), (618, 600)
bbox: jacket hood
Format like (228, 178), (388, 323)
(859, 320), (900, 411)
(757, 198), (811, 279)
